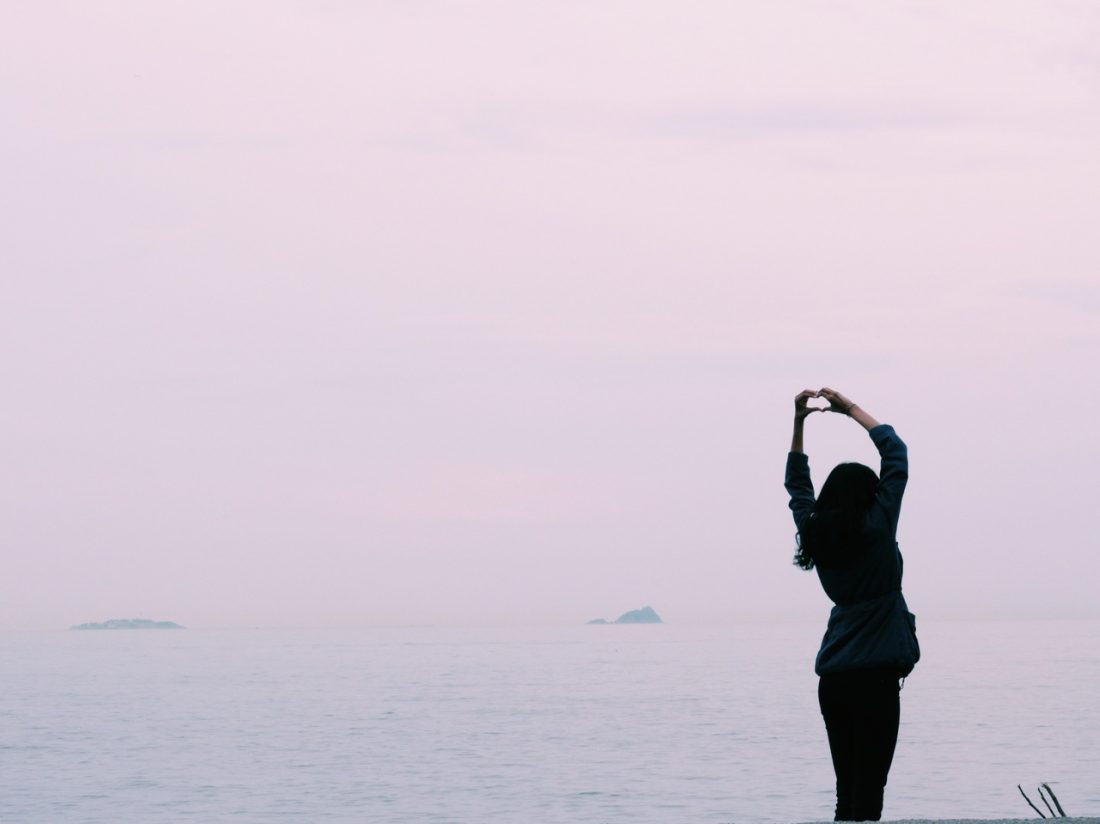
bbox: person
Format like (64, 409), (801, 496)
(785, 387), (920, 822)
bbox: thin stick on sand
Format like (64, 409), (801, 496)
(1037, 785), (1057, 818)
(1019, 784), (1047, 818)
(1042, 783), (1067, 817)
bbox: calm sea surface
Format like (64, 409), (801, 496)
(3, 620), (1098, 823)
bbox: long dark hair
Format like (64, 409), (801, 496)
(794, 462), (879, 571)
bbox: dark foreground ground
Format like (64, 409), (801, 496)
(797, 819), (1100, 824)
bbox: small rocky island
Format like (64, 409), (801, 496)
(587, 605), (663, 625)
(71, 618), (185, 630)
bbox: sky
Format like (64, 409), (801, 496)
(3, 1), (1099, 629)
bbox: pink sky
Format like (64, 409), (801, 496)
(3, 1), (1099, 628)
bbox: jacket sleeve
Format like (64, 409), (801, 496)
(870, 424), (908, 531)
(785, 452), (815, 528)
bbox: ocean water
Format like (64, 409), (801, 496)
(2, 620), (1098, 823)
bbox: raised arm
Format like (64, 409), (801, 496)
(786, 390), (820, 527)
(819, 387), (907, 527)
(869, 424), (908, 523)
(790, 388), (820, 453)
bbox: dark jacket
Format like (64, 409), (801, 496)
(785, 424), (920, 676)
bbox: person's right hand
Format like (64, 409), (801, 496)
(794, 389), (821, 421)
(819, 387), (857, 415)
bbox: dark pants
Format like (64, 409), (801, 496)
(818, 668), (902, 822)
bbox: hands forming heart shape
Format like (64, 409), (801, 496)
(795, 387), (857, 418)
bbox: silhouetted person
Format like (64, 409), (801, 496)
(785, 387), (920, 822)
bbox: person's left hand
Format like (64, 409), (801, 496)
(794, 389), (822, 421)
